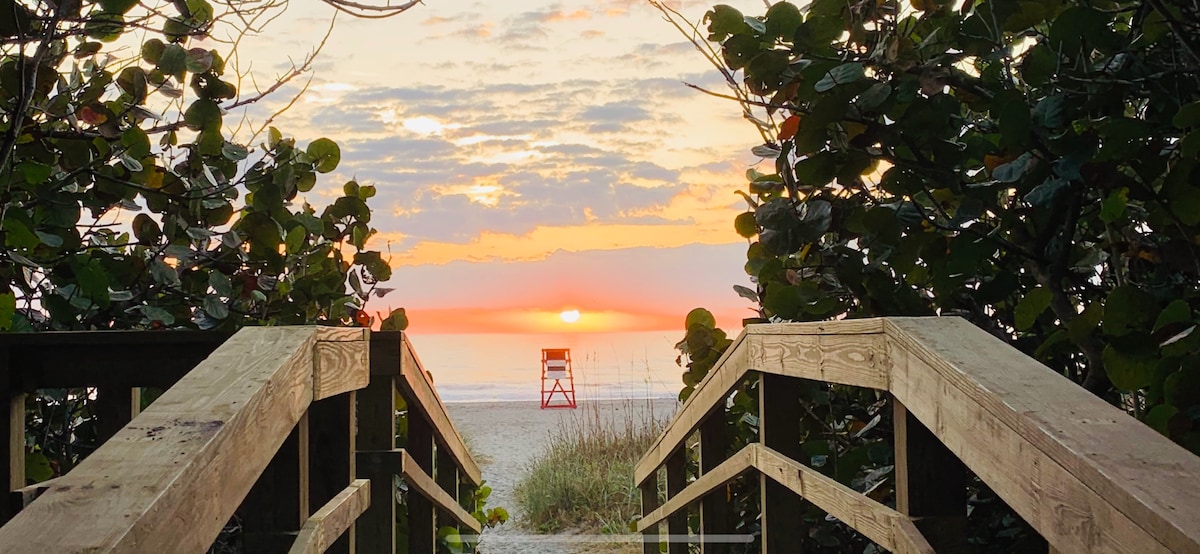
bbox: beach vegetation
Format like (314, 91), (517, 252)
(515, 401), (667, 535)
(662, 0), (1200, 549)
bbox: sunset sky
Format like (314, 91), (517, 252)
(228, 0), (772, 333)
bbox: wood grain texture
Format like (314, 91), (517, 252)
(313, 340), (369, 401)
(746, 319), (886, 335)
(397, 334), (482, 486)
(891, 518), (937, 554)
(393, 449), (482, 534)
(886, 317), (1200, 553)
(288, 479), (370, 554)
(748, 333), (887, 390)
(637, 444), (755, 532)
(0, 326), (323, 553)
(754, 445), (904, 552)
(634, 336), (749, 485)
(889, 336), (1176, 554)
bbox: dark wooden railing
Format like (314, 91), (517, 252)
(635, 317), (1200, 553)
(0, 327), (480, 553)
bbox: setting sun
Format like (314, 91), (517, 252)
(559, 309), (581, 323)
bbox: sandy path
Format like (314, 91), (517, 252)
(446, 399), (677, 554)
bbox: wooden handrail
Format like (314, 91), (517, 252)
(400, 334), (482, 486)
(636, 317), (1200, 552)
(289, 479), (372, 554)
(0, 326), (369, 552)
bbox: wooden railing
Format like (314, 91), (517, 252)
(635, 317), (1200, 553)
(0, 326), (481, 553)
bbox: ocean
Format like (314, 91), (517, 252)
(405, 331), (689, 403)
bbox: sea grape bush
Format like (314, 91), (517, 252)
(674, 0), (1200, 549)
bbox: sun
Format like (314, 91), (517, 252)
(559, 309), (581, 324)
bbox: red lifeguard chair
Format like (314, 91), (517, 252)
(540, 348), (577, 409)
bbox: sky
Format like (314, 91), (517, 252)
(220, 0), (774, 334)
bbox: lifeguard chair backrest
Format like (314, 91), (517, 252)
(543, 348), (570, 380)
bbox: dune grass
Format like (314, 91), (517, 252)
(514, 399), (670, 535)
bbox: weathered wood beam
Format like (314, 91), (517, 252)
(289, 479), (370, 554)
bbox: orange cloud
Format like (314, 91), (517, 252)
(375, 218), (740, 267)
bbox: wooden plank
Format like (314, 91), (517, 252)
(359, 449), (484, 534)
(397, 334), (482, 486)
(699, 413), (734, 554)
(289, 479), (371, 554)
(313, 341), (369, 401)
(0, 326), (323, 553)
(746, 318), (886, 335)
(308, 392), (355, 554)
(399, 449), (481, 534)
(243, 417), (309, 553)
(354, 373), (396, 554)
(891, 518), (937, 554)
(665, 449), (688, 554)
(634, 336), (750, 485)
(888, 336), (1175, 554)
(754, 445), (906, 552)
(747, 333), (888, 390)
(637, 444), (756, 532)
(759, 373), (804, 554)
(893, 397), (967, 552)
(4, 332), (230, 389)
(886, 317), (1200, 553)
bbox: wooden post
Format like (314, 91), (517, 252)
(93, 385), (138, 446)
(309, 391), (356, 554)
(893, 397), (967, 553)
(355, 373), (397, 554)
(407, 411), (436, 554)
(1, 343), (22, 523)
(759, 374), (804, 553)
(242, 415), (309, 553)
(665, 448), (688, 554)
(699, 414), (733, 554)
(640, 469), (661, 554)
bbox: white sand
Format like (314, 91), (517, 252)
(446, 398), (679, 554)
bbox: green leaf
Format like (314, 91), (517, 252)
(764, 1), (802, 39)
(203, 294), (229, 319)
(735, 211), (758, 238)
(135, 305), (175, 325)
(379, 307), (409, 331)
(307, 138), (341, 173)
(1144, 404), (1180, 436)
(185, 48), (213, 73)
(149, 258), (180, 286)
(1103, 340), (1157, 390)
(209, 271), (234, 297)
(285, 225), (306, 255)
(1099, 187), (1128, 223)
(1164, 367), (1200, 408)
(1174, 101), (1200, 129)
(814, 63), (864, 92)
(856, 82), (892, 111)
(132, 214), (161, 244)
(1068, 302), (1103, 344)
(35, 231), (63, 248)
(1014, 287), (1052, 330)
(706, 5), (747, 41)
(992, 152), (1033, 183)
(26, 451), (53, 483)
(157, 43), (187, 78)
(141, 39), (165, 64)
(183, 99), (222, 132)
(685, 307), (717, 330)
(221, 141), (249, 161)
(0, 292), (14, 331)
(1153, 300), (1192, 334)
(116, 67), (148, 102)
(1103, 285), (1156, 336)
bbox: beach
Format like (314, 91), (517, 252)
(446, 398), (679, 554)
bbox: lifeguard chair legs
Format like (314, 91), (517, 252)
(540, 348), (576, 409)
